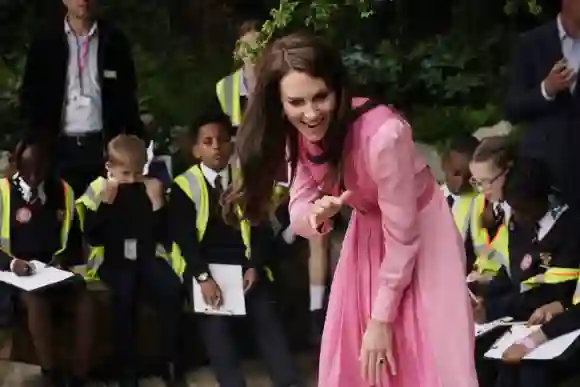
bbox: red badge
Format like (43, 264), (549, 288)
(16, 207), (31, 224)
(521, 254), (532, 271)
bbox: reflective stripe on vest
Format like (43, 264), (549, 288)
(451, 194), (475, 240)
(470, 194), (509, 276)
(76, 177), (177, 280)
(521, 267), (580, 293)
(216, 69), (242, 126)
(171, 165), (273, 281)
(0, 178), (74, 256)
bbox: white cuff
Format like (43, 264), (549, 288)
(9, 259), (16, 272)
(540, 81), (555, 101)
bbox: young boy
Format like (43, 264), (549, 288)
(169, 112), (301, 387)
(0, 140), (91, 387)
(441, 134), (480, 271)
(77, 135), (184, 387)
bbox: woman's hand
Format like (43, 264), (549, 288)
(309, 191), (352, 229)
(360, 319), (396, 385)
(528, 301), (565, 325)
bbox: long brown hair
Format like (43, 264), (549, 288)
(226, 32), (352, 223)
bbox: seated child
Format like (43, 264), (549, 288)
(441, 133), (480, 271)
(77, 134), (184, 387)
(473, 157), (580, 323)
(169, 112), (302, 387)
(0, 140), (91, 387)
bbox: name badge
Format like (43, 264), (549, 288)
(104, 70), (117, 79)
(124, 239), (137, 261)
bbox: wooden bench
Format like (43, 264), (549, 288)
(0, 243), (313, 377)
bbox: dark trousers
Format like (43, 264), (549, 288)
(56, 133), (105, 196)
(495, 363), (552, 387)
(98, 257), (182, 377)
(198, 284), (300, 387)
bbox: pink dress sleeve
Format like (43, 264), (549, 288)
(368, 117), (420, 323)
(289, 158), (332, 238)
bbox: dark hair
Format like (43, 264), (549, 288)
(225, 32), (352, 222)
(472, 136), (516, 170)
(504, 157), (554, 207)
(189, 111), (233, 144)
(237, 19), (261, 39)
(446, 134), (480, 158)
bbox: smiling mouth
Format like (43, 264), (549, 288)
(302, 120), (323, 128)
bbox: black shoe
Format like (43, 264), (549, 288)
(40, 369), (65, 387)
(65, 376), (87, 387)
(309, 309), (326, 348)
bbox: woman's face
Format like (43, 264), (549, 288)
(469, 160), (507, 202)
(279, 70), (337, 142)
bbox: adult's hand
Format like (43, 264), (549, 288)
(309, 191), (352, 229)
(543, 58), (576, 98)
(359, 319), (396, 385)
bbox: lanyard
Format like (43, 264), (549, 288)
(76, 36), (90, 94)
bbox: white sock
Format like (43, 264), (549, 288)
(309, 285), (326, 311)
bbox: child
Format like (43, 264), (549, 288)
(441, 134), (480, 271)
(473, 157), (580, 387)
(169, 112), (301, 387)
(468, 136), (514, 281)
(0, 140), (91, 387)
(77, 135), (184, 387)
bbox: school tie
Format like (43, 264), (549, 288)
(446, 195), (455, 209)
(214, 175), (224, 196)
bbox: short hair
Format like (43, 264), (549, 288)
(446, 134), (480, 158)
(472, 136), (516, 170)
(189, 110), (233, 143)
(107, 134), (147, 168)
(237, 19), (260, 39)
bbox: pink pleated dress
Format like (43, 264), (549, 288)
(289, 100), (478, 387)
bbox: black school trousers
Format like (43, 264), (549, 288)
(98, 257), (182, 376)
(197, 282), (300, 387)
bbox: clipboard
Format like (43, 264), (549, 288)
(0, 261), (79, 292)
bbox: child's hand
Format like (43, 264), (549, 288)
(200, 279), (222, 308)
(100, 180), (119, 204)
(12, 259), (33, 277)
(472, 297), (486, 323)
(502, 343), (529, 363)
(243, 268), (258, 293)
(528, 301), (564, 325)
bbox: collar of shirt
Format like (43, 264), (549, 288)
(493, 201), (512, 222)
(239, 67), (250, 97)
(200, 163), (229, 189)
(64, 18), (98, 37)
(536, 198), (568, 241)
(12, 173), (46, 204)
(441, 184), (460, 201)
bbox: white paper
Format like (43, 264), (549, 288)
(475, 317), (514, 337)
(0, 261), (75, 292)
(192, 264), (246, 316)
(485, 324), (580, 360)
(142, 141), (155, 175)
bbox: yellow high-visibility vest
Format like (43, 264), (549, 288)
(521, 267), (580, 293)
(441, 186), (476, 241)
(216, 69), (242, 127)
(470, 194), (509, 276)
(0, 178), (74, 257)
(76, 177), (177, 280)
(171, 165), (273, 281)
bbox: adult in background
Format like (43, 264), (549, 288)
(504, 0), (580, 212)
(20, 0), (146, 196)
(226, 32), (477, 387)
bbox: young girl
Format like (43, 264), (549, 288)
(468, 137), (514, 282)
(226, 32), (477, 387)
(77, 135), (183, 387)
(480, 157), (580, 387)
(0, 140), (91, 387)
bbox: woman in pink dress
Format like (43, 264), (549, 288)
(227, 32), (478, 387)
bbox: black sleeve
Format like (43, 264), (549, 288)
(153, 205), (170, 251)
(542, 305), (580, 339)
(82, 202), (115, 247)
(20, 37), (44, 140)
(246, 222), (273, 270)
(503, 34), (555, 123)
(115, 29), (146, 142)
(168, 183), (208, 278)
(57, 215), (84, 268)
(0, 250), (12, 271)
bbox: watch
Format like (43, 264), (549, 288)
(197, 272), (210, 282)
